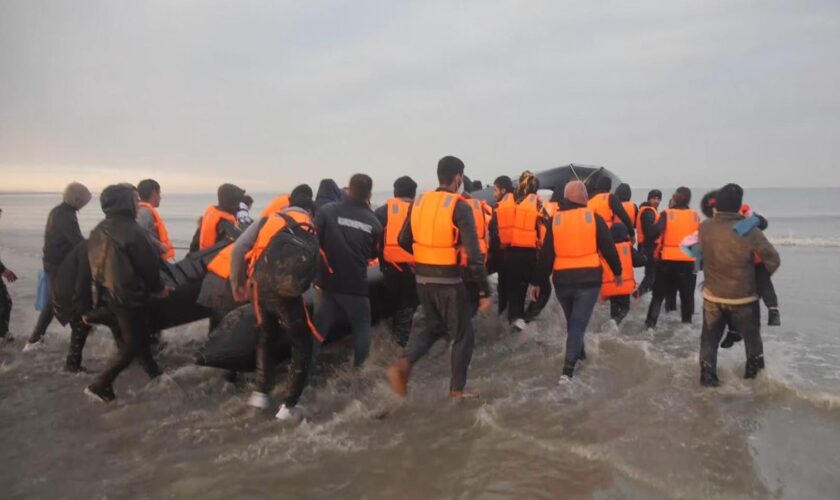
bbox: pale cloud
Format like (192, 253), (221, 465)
(1, 0), (838, 193)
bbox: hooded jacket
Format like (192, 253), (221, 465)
(51, 240), (93, 325)
(87, 184), (163, 308)
(314, 197), (383, 296)
(315, 179), (346, 210)
(533, 199), (621, 289)
(42, 192), (89, 274)
(699, 212), (780, 304)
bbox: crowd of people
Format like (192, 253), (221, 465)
(0, 157), (781, 421)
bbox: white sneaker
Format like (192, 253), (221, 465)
(22, 340), (43, 352)
(275, 404), (302, 422)
(512, 319), (527, 332)
(247, 392), (270, 409)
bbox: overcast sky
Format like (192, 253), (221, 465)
(1, 0), (838, 193)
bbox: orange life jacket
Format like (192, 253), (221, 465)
(138, 202), (175, 260)
(552, 208), (600, 271)
(260, 194), (290, 218)
(199, 205), (238, 250)
(511, 194), (540, 249)
(587, 193), (613, 228)
(246, 210), (313, 277)
(459, 197), (491, 266)
(410, 191), (460, 266)
(207, 244), (235, 279)
(601, 241), (635, 299)
(658, 208), (700, 262)
(382, 198), (415, 267)
(542, 201), (559, 219)
(615, 201), (637, 227)
(495, 193), (516, 248)
(635, 205), (660, 246)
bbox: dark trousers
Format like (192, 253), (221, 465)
(0, 280), (10, 337)
(383, 266), (418, 346)
(756, 264), (778, 308)
(29, 299), (54, 343)
(256, 298), (314, 408)
(65, 320), (93, 370)
(646, 261), (696, 327)
(90, 306), (161, 392)
(637, 244), (657, 294)
(554, 285), (600, 369)
(313, 290), (372, 367)
(609, 295), (631, 325)
(405, 283), (474, 392)
(504, 248), (537, 323)
(700, 300), (762, 375)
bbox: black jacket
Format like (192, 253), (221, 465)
(42, 202), (85, 275)
(638, 201), (660, 248)
(88, 185), (163, 308)
(51, 240), (93, 325)
(314, 198), (383, 296)
(398, 188), (491, 297)
(315, 179), (346, 211)
(533, 199), (621, 289)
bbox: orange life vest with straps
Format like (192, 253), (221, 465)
(635, 205), (660, 246)
(552, 208), (600, 271)
(615, 201), (637, 227)
(260, 194), (290, 218)
(199, 205), (238, 250)
(658, 208), (700, 262)
(207, 244), (235, 279)
(601, 241), (635, 299)
(383, 198), (415, 267)
(495, 193), (516, 248)
(410, 191), (460, 266)
(138, 202), (175, 260)
(587, 193), (613, 228)
(246, 210), (313, 277)
(459, 197), (491, 266)
(511, 194), (540, 249)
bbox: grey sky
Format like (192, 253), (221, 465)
(1, 0), (838, 193)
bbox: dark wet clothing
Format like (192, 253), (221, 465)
(89, 305), (162, 393)
(42, 202), (85, 275)
(701, 301), (762, 378)
(555, 285), (600, 371)
(314, 199), (382, 296)
(0, 278), (10, 338)
(88, 185), (163, 308)
(51, 241), (93, 326)
(315, 179), (346, 211)
(405, 283), (474, 392)
(255, 297), (313, 407)
(504, 247), (538, 323)
(376, 198), (418, 345)
(313, 290), (372, 366)
(533, 199), (621, 289)
(646, 261), (696, 326)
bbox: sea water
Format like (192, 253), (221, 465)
(0, 188), (839, 499)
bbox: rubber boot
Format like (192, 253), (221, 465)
(700, 369), (720, 387)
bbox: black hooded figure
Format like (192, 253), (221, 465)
(85, 184), (166, 402)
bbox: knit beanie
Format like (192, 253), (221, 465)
(564, 180), (589, 205)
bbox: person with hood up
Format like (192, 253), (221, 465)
(645, 187), (699, 329)
(633, 189), (662, 297)
(0, 208), (18, 342)
(698, 184), (780, 386)
(136, 179), (175, 261)
(25, 182), (92, 351)
(614, 183), (637, 227)
(313, 174), (383, 367)
(315, 179), (346, 211)
(586, 177), (635, 238)
(195, 183), (244, 250)
(530, 181), (622, 379)
(375, 176), (419, 346)
(600, 223), (645, 325)
(503, 171), (546, 332)
(84, 184), (170, 402)
(387, 156), (492, 400)
(228, 191), (319, 421)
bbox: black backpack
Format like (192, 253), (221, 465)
(252, 213), (319, 299)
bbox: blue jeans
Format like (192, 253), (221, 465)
(553, 284), (601, 369)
